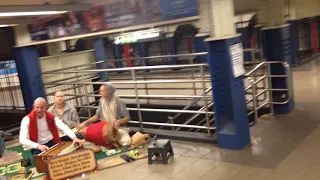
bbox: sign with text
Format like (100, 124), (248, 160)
(229, 43), (245, 78)
(30, 0), (199, 41)
(114, 29), (164, 44)
(47, 149), (97, 180)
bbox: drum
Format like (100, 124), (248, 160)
(81, 122), (119, 147)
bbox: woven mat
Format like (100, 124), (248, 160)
(0, 151), (22, 166)
(0, 144), (142, 179)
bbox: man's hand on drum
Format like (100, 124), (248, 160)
(72, 137), (85, 146)
(37, 144), (50, 152)
(77, 122), (86, 131)
(114, 120), (121, 130)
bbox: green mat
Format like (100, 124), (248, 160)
(0, 145), (135, 179)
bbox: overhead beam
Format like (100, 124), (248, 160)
(0, 18), (37, 24)
(0, 4), (92, 12)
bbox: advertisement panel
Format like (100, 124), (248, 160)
(30, 0), (199, 41)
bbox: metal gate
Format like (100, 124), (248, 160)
(0, 60), (25, 111)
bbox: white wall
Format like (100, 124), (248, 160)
(294, 0), (320, 19)
(40, 50), (96, 106)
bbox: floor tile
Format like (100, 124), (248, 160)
(189, 159), (220, 171)
(171, 156), (199, 167)
(275, 159), (311, 174)
(172, 167), (208, 180)
(265, 171), (302, 180)
(230, 166), (271, 180)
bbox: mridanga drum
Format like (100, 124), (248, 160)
(80, 122), (119, 147)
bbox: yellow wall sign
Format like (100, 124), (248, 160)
(47, 149), (97, 180)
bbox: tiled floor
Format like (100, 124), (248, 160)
(7, 57), (320, 179)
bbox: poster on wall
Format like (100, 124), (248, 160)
(229, 43), (245, 78)
(0, 60), (17, 76)
(30, 0), (199, 41)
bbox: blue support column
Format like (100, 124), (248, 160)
(261, 24), (295, 114)
(15, 46), (46, 113)
(237, 27), (251, 61)
(169, 37), (177, 64)
(288, 20), (300, 65)
(205, 35), (250, 150)
(114, 44), (122, 68)
(93, 38), (108, 80)
(194, 35), (208, 63)
(139, 42), (147, 66)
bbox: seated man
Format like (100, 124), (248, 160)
(78, 83), (131, 146)
(19, 97), (84, 155)
(48, 91), (80, 140)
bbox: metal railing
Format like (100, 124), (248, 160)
(41, 51), (292, 139)
(0, 60), (25, 111)
(243, 48), (264, 64)
(43, 59), (215, 136)
(245, 61), (292, 125)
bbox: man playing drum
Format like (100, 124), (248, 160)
(78, 83), (132, 146)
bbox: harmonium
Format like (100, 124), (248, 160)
(34, 141), (81, 173)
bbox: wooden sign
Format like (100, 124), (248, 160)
(47, 149), (97, 180)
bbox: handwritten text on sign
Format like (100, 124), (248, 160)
(47, 149), (97, 180)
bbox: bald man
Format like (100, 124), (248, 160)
(48, 91), (80, 130)
(19, 97), (84, 155)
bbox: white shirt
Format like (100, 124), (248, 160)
(19, 115), (76, 149)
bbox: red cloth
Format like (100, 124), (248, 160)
(311, 21), (319, 52)
(27, 110), (61, 144)
(86, 122), (114, 148)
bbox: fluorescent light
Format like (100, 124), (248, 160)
(114, 29), (163, 44)
(0, 24), (17, 27)
(0, 11), (67, 17)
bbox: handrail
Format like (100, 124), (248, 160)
(107, 52), (208, 63)
(245, 61), (292, 125)
(42, 61), (104, 73)
(245, 61), (289, 77)
(176, 101), (214, 131)
(42, 63), (209, 74)
(46, 79), (211, 85)
(159, 87), (213, 130)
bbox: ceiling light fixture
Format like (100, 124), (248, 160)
(0, 24), (17, 27)
(0, 11), (67, 17)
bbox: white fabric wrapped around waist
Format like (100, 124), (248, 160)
(117, 128), (131, 146)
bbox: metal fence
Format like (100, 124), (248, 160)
(245, 61), (292, 125)
(0, 60), (25, 111)
(296, 17), (320, 59)
(43, 61), (215, 136)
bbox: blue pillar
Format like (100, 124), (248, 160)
(261, 24), (295, 114)
(194, 35), (208, 63)
(15, 46), (46, 113)
(237, 27), (251, 61)
(169, 37), (177, 64)
(288, 20), (300, 65)
(205, 35), (250, 150)
(93, 38), (108, 80)
(139, 42), (147, 66)
(114, 44), (122, 68)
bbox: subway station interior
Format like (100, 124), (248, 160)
(0, 0), (320, 179)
